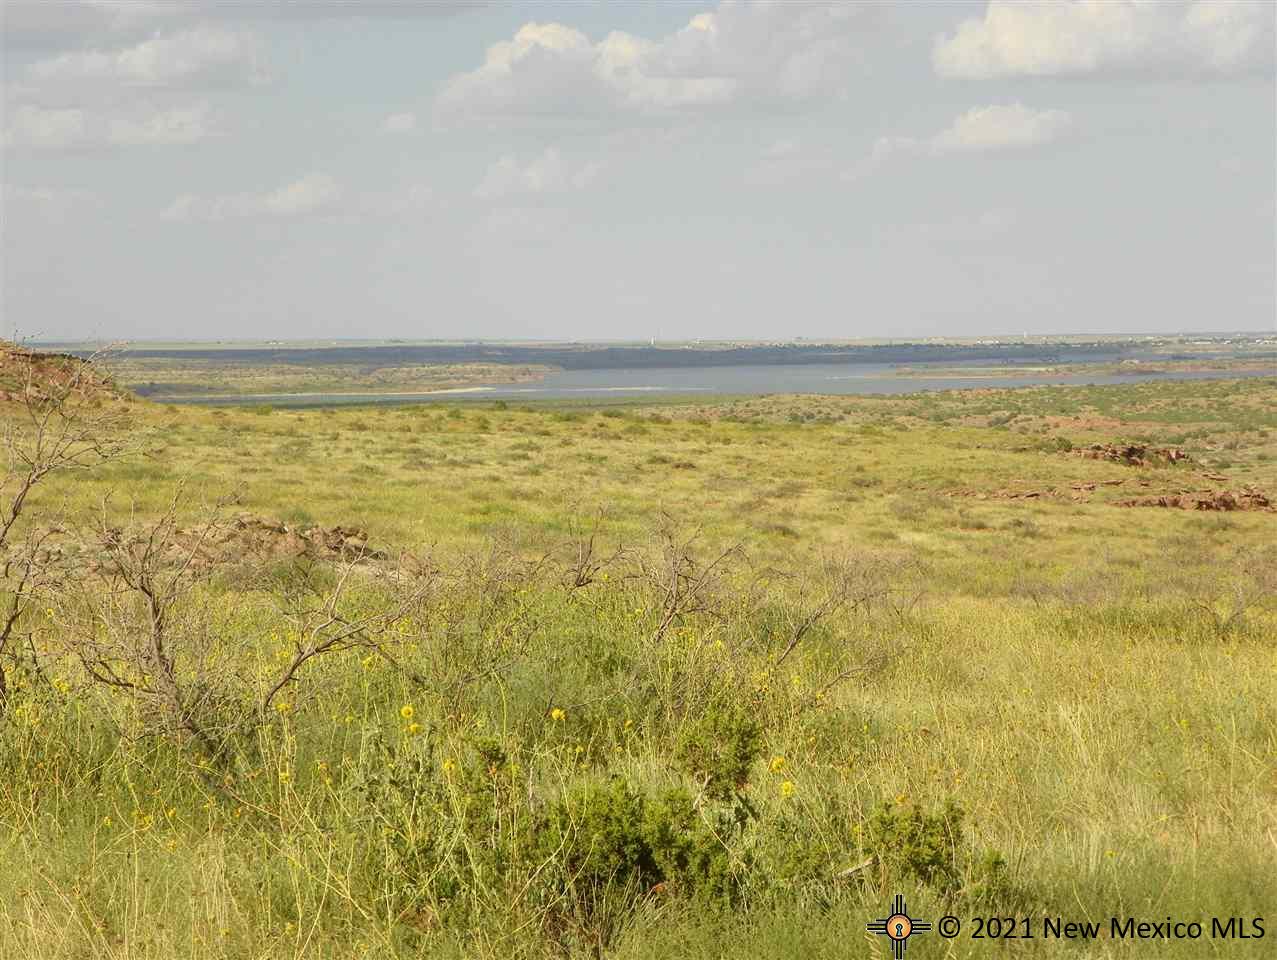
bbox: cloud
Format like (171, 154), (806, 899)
(847, 104), (1071, 180)
(27, 25), (266, 89)
(2, 105), (88, 150)
(2, 184), (97, 222)
(934, 0), (1275, 79)
(1, 2), (181, 50)
(932, 104), (1072, 152)
(3, 102), (217, 149)
(3, 1), (483, 50)
(161, 173), (342, 222)
(741, 136), (843, 187)
(110, 103), (217, 145)
(437, 2), (875, 124)
(474, 148), (601, 200)
(381, 112), (418, 135)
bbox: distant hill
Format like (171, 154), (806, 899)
(95, 340), (1112, 371)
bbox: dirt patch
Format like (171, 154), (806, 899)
(1073, 443), (1190, 467)
(1116, 487), (1274, 512)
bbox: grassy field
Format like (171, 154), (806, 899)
(2, 371), (1275, 959)
(104, 357), (553, 398)
(893, 358), (1277, 379)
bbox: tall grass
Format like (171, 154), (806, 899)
(2, 378), (1275, 958)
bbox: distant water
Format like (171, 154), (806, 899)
(169, 362), (1275, 408)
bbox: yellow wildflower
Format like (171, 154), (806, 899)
(550, 708), (565, 722)
(769, 756), (786, 773)
(780, 780), (795, 798)
(399, 704), (415, 721)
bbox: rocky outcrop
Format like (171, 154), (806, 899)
(1074, 443), (1190, 467)
(1116, 487), (1273, 512)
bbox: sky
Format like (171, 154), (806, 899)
(2, 0), (1274, 342)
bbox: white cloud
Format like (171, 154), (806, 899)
(162, 177), (440, 222)
(847, 104), (1071, 180)
(161, 173), (342, 222)
(109, 103), (217, 145)
(932, 104), (1072, 152)
(3, 1), (484, 50)
(438, 2), (874, 124)
(2, 2), (182, 50)
(263, 173), (341, 216)
(4, 102), (217, 149)
(934, 0), (1275, 79)
(381, 112), (418, 134)
(2, 105), (88, 149)
(28, 25), (266, 89)
(474, 148), (601, 200)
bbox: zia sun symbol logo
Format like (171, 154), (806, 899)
(867, 894), (932, 958)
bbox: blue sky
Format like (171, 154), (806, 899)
(3, 1), (1274, 341)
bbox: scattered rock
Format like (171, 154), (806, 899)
(51, 514), (389, 575)
(948, 487), (1063, 501)
(1073, 443), (1190, 467)
(1070, 479), (1126, 492)
(188, 514), (386, 565)
(1116, 487), (1274, 512)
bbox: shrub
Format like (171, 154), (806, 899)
(863, 799), (1016, 906)
(522, 779), (739, 913)
(866, 800), (966, 894)
(675, 704), (761, 801)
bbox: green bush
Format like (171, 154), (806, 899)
(522, 779), (739, 911)
(864, 799), (1016, 906)
(865, 800), (966, 894)
(675, 704), (761, 801)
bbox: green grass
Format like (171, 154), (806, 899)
(2, 377), (1275, 958)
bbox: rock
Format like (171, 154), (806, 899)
(1116, 487), (1274, 512)
(1073, 443), (1190, 467)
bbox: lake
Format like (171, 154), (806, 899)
(172, 362), (1275, 408)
